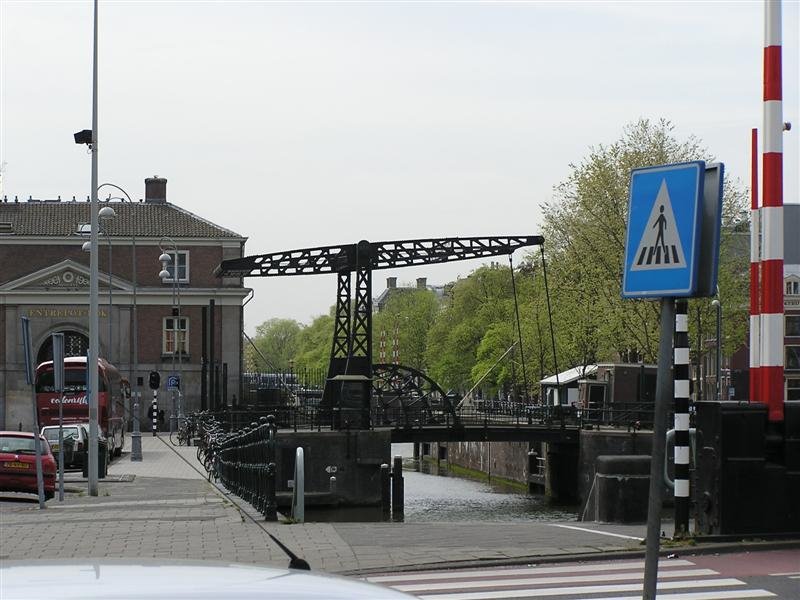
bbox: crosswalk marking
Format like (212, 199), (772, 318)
(368, 557), (779, 600)
(594, 592), (775, 600)
(366, 559), (694, 583)
(394, 569), (719, 592)
(414, 578), (748, 600)
(770, 571), (800, 578)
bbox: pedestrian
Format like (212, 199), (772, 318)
(158, 409), (165, 431)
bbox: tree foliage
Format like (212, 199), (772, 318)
(244, 318), (302, 371)
(372, 288), (439, 372)
(540, 118), (749, 364)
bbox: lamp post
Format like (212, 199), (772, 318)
(98, 184), (137, 391)
(97, 185), (139, 458)
(158, 237), (181, 431)
(82, 207), (114, 359)
(711, 295), (723, 402)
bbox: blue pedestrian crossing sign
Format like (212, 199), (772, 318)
(622, 161), (705, 298)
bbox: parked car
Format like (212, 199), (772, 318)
(0, 560), (416, 599)
(40, 424), (90, 468)
(0, 431), (57, 500)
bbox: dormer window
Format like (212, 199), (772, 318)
(786, 280), (800, 296)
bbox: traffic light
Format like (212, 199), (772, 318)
(149, 371), (160, 390)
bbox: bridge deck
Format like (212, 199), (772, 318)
(385, 424), (579, 444)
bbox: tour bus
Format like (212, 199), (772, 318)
(35, 357), (126, 457)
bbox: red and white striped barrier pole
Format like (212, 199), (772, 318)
(760, 0), (784, 422)
(750, 128), (761, 403)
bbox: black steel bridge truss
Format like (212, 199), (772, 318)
(217, 236), (543, 423)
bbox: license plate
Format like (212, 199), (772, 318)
(3, 461), (29, 469)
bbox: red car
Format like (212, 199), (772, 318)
(0, 431), (56, 500)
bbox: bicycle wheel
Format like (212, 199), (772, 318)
(169, 429), (180, 446)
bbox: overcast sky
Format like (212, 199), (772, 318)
(2, 1), (798, 334)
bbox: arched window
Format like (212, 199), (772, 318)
(36, 331), (89, 364)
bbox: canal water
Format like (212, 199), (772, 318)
(303, 443), (579, 523)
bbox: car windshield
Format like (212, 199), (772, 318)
(42, 428), (79, 441)
(0, 435), (41, 454)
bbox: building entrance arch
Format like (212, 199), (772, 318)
(36, 330), (89, 364)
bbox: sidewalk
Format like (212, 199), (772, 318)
(0, 435), (791, 575)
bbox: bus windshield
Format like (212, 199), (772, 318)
(35, 369), (107, 394)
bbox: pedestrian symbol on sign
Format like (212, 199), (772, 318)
(631, 179), (686, 271)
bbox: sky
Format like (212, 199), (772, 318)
(1, 0), (798, 335)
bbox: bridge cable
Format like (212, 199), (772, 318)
(540, 245), (560, 392)
(508, 254), (530, 402)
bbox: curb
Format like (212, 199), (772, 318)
(340, 538), (800, 577)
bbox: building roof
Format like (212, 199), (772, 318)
(0, 200), (243, 239)
(540, 364), (598, 386)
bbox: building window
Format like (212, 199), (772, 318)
(787, 316), (800, 337)
(786, 346), (800, 371)
(788, 379), (800, 401)
(163, 317), (189, 356)
(786, 280), (799, 296)
(161, 251), (189, 283)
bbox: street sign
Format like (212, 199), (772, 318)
(325, 465), (338, 474)
(167, 375), (181, 391)
(622, 161), (705, 298)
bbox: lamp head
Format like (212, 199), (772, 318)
(711, 299), (720, 307)
(158, 269), (171, 279)
(81, 241), (91, 252)
(98, 206), (117, 219)
(158, 252), (172, 263)
(73, 129), (92, 145)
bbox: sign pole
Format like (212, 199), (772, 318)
(21, 317), (46, 509)
(53, 333), (65, 502)
(642, 297), (675, 599)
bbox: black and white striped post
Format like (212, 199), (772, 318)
(673, 299), (691, 536)
(152, 390), (158, 437)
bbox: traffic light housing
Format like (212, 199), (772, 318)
(149, 371), (160, 390)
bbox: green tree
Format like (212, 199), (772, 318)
(245, 318), (302, 371)
(373, 288), (439, 371)
(293, 312), (334, 373)
(539, 118), (749, 366)
(426, 264), (528, 394)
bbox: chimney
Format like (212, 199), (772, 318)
(386, 277), (397, 289)
(416, 277), (427, 290)
(144, 176), (167, 204)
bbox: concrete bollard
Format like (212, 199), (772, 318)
(391, 455), (404, 521)
(380, 463), (390, 516)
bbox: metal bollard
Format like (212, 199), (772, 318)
(131, 392), (143, 461)
(380, 463), (390, 517)
(265, 462), (277, 521)
(391, 455), (404, 521)
(329, 476), (337, 494)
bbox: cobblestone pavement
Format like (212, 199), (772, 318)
(0, 434), (766, 576)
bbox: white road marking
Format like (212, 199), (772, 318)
(394, 568), (719, 592)
(591, 591), (775, 600)
(547, 523), (644, 541)
(415, 578), (746, 600)
(366, 559), (693, 583)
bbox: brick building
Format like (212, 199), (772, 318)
(0, 177), (249, 429)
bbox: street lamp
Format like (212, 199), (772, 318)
(98, 184), (137, 391)
(711, 295), (723, 402)
(158, 237), (182, 431)
(81, 204), (114, 359)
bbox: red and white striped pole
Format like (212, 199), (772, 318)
(750, 128), (761, 403)
(760, 0), (784, 422)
